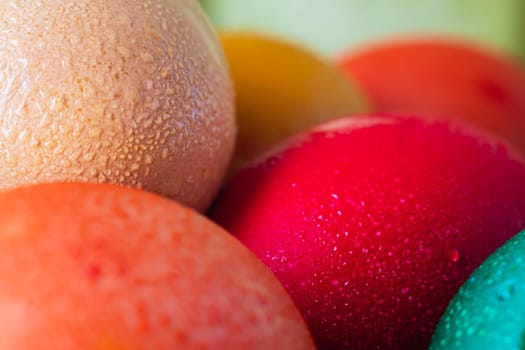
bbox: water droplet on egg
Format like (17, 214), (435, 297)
(444, 246), (460, 262)
(496, 278), (516, 300)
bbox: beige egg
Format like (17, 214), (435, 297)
(0, 0), (235, 212)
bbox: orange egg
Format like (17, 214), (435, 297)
(0, 183), (314, 350)
(221, 32), (369, 172)
(339, 40), (525, 155)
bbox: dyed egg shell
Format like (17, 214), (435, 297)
(0, 0), (236, 212)
(0, 183), (314, 350)
(431, 230), (525, 349)
(211, 115), (525, 349)
(220, 32), (368, 172)
(339, 40), (525, 155)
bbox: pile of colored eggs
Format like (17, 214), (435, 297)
(0, 1), (524, 349)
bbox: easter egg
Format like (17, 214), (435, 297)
(220, 32), (368, 172)
(211, 115), (525, 349)
(0, 183), (314, 350)
(200, 0), (525, 60)
(431, 229), (525, 349)
(0, 0), (235, 212)
(339, 40), (525, 155)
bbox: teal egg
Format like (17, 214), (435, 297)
(431, 230), (525, 349)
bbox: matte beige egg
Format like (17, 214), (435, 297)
(0, 0), (235, 211)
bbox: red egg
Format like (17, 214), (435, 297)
(339, 40), (525, 155)
(211, 116), (525, 349)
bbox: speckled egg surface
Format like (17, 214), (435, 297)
(0, 183), (314, 350)
(431, 230), (525, 350)
(0, 0), (235, 211)
(211, 115), (525, 349)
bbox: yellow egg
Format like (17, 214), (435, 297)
(0, 0), (235, 212)
(221, 32), (369, 172)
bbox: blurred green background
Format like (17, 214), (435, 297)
(200, 0), (525, 61)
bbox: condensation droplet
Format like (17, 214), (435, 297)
(496, 278), (517, 300)
(444, 246), (460, 263)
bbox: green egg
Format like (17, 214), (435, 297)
(431, 230), (525, 350)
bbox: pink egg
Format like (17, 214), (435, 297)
(211, 115), (525, 349)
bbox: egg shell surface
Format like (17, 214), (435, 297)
(211, 115), (525, 349)
(0, 183), (314, 350)
(431, 229), (525, 350)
